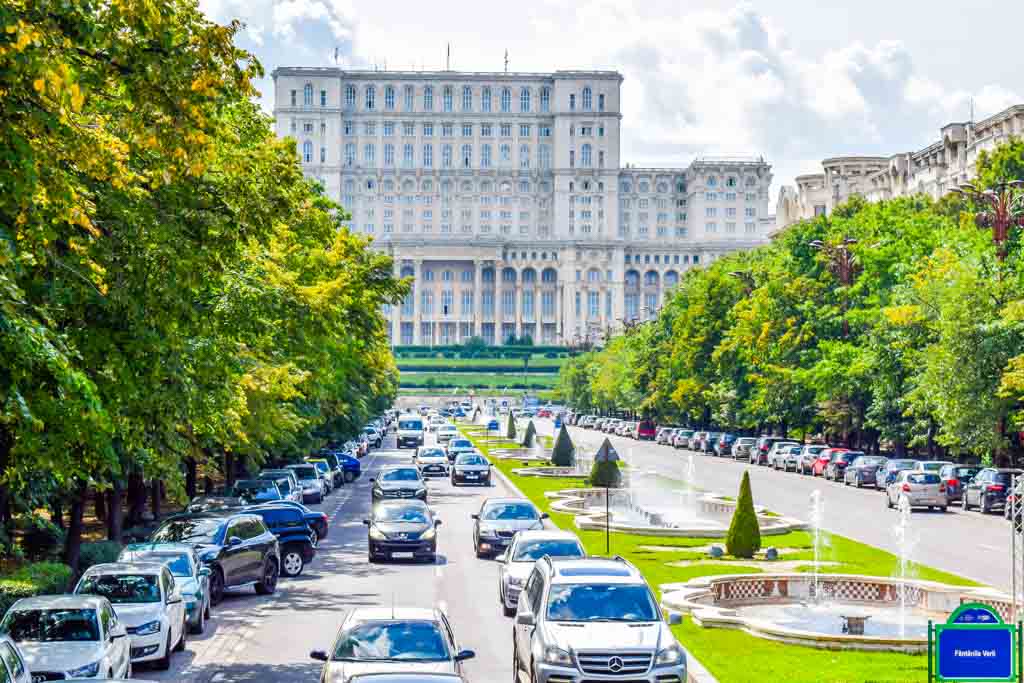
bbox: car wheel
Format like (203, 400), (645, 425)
(886, 493), (893, 509)
(204, 595), (211, 620)
(155, 633), (173, 670)
(255, 558), (279, 595)
(190, 602), (206, 634)
(209, 567), (225, 606)
(345, 471), (356, 483)
(940, 506), (948, 512)
(981, 496), (991, 514)
(310, 529), (319, 548)
(282, 547), (305, 577)
(175, 621), (187, 651)
(314, 492), (323, 504)
(962, 495), (970, 511)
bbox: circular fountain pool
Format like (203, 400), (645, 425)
(736, 602), (930, 639)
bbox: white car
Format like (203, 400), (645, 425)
(428, 415), (446, 432)
(310, 607), (474, 682)
(436, 424), (459, 444)
(0, 595), (131, 680)
(0, 636), (31, 683)
(414, 447), (450, 477)
(74, 562), (187, 670)
(767, 441), (801, 470)
(496, 530), (585, 617)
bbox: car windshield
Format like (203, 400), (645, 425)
(919, 462), (946, 472)
(857, 457), (886, 466)
(546, 584), (659, 622)
(456, 455), (487, 466)
(124, 551), (192, 577)
(451, 440), (472, 449)
(418, 449), (445, 458)
(231, 481), (277, 495)
(291, 466), (318, 479)
(889, 460), (917, 470)
(513, 540), (584, 561)
(151, 518), (223, 544)
(1, 608), (101, 642)
(399, 420), (424, 430)
(333, 621), (449, 662)
(376, 506), (429, 523)
(907, 473), (941, 485)
(954, 468), (980, 479)
(78, 574), (160, 604)
(481, 503), (538, 521)
(381, 469), (419, 482)
(995, 472), (1018, 485)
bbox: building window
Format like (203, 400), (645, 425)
(383, 121), (394, 137)
(364, 85), (375, 110)
(302, 140), (313, 163)
(705, 222), (717, 233)
(582, 86), (592, 110)
(290, 89), (297, 106)
(519, 124), (531, 138)
(481, 86), (492, 112)
(442, 123), (453, 137)
(319, 89), (327, 107)
(423, 122), (433, 137)
(539, 145), (551, 169)
(481, 144), (492, 168)
(481, 123), (492, 137)
(502, 290), (515, 316)
(523, 290), (534, 318)
(303, 83), (313, 106)
(442, 144), (452, 168)
(706, 207), (717, 218)
(520, 144), (530, 169)
(745, 207), (756, 217)
(598, 93), (605, 111)
(344, 84), (356, 110)
(598, 150), (605, 168)
(461, 291), (474, 314)
(423, 144), (433, 167)
(575, 292), (581, 317)
(462, 123), (473, 137)
(520, 87), (531, 112)
(383, 144), (394, 166)
(569, 150), (575, 168)
(499, 144), (511, 166)
(569, 93), (576, 111)
(581, 144), (592, 167)
(461, 144), (472, 168)
(499, 123), (510, 137)
(443, 86), (453, 112)
(404, 84), (414, 111)
(401, 121), (414, 136)
(501, 87), (511, 112)
(364, 144), (375, 164)
(423, 86), (433, 110)
(384, 86), (395, 110)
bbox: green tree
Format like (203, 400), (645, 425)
(506, 413), (517, 440)
(550, 425), (575, 466)
(521, 420), (537, 448)
(725, 471), (761, 559)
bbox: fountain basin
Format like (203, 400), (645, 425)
(661, 573), (1012, 653)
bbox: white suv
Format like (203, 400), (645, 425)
(396, 414), (426, 449)
(512, 556), (686, 683)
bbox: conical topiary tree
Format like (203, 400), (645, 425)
(725, 471), (761, 559)
(521, 420), (537, 448)
(550, 424), (575, 466)
(589, 459), (622, 488)
(506, 413), (517, 440)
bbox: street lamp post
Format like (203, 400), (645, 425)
(809, 238), (860, 338)
(951, 180), (1024, 262)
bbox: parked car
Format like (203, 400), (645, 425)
(731, 437), (757, 461)
(962, 468), (1022, 514)
(877, 458), (919, 490)
(472, 498), (547, 558)
(767, 441), (801, 470)
(825, 450), (863, 482)
(117, 542), (211, 634)
(843, 455), (887, 488)
(74, 562), (187, 670)
(228, 479), (284, 505)
(250, 500), (329, 548)
(887, 471), (947, 511)
(0, 636), (31, 683)
(0, 596), (131, 680)
(309, 607), (474, 681)
(371, 466), (427, 502)
(752, 436), (787, 465)
(311, 453), (347, 488)
(713, 433), (738, 457)
(939, 464), (982, 503)
(811, 448), (846, 477)
(257, 470), (302, 503)
(247, 506), (316, 577)
(363, 426), (383, 448)
(655, 427), (676, 444)
(414, 447), (450, 478)
(797, 445), (829, 475)
(691, 431), (710, 452)
(672, 429), (695, 449)
(305, 459), (335, 493)
(286, 463), (326, 503)
(496, 530), (584, 617)
(915, 460), (954, 474)
(634, 420), (657, 440)
(364, 500), (441, 563)
(148, 510), (281, 604)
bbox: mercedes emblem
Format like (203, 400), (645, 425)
(608, 656), (624, 672)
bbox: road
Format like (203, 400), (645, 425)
(537, 419), (1013, 591)
(141, 431), (516, 682)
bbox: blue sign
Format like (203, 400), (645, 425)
(486, 420), (499, 431)
(938, 628), (1014, 680)
(954, 607), (1004, 626)
(523, 396), (539, 410)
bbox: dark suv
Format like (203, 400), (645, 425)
(149, 511), (280, 605)
(962, 468), (1022, 514)
(247, 506), (316, 577)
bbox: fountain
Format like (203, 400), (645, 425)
(892, 494), (915, 638)
(809, 490), (824, 602)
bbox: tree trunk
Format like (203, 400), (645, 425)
(203, 476), (213, 495)
(51, 501), (64, 530)
(93, 489), (106, 522)
(107, 480), (123, 542)
(224, 452), (235, 489)
(63, 484), (88, 584)
(185, 458), (198, 499)
(127, 473), (147, 526)
(150, 481), (162, 521)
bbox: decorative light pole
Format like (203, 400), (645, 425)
(951, 180), (1024, 262)
(809, 238), (860, 338)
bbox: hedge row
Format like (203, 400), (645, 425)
(393, 345), (571, 355)
(0, 563), (73, 615)
(396, 365), (561, 374)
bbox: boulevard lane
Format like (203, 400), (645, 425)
(142, 432), (516, 682)
(542, 419), (1012, 591)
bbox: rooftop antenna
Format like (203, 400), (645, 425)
(504, 49), (509, 73)
(334, 47), (339, 65)
(446, 43), (451, 71)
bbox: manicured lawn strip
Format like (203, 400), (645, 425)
(400, 372), (558, 389)
(461, 425), (970, 683)
(396, 356), (567, 369)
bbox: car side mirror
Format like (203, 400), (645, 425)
(667, 611), (683, 625)
(362, 519), (371, 526)
(110, 623), (127, 639)
(434, 519), (442, 527)
(516, 611), (535, 626)
(198, 567), (211, 577)
(496, 552), (507, 563)
(471, 514), (479, 520)
(310, 650), (329, 662)
(228, 536), (243, 547)
(369, 477), (376, 483)
(454, 649), (476, 662)
(167, 591), (183, 605)
(540, 513), (549, 519)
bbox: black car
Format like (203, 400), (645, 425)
(364, 500), (441, 563)
(939, 464), (982, 503)
(451, 452), (492, 486)
(371, 466), (428, 502)
(843, 455), (887, 488)
(825, 451), (863, 481)
(250, 500), (329, 547)
(248, 506), (317, 577)
(149, 511), (280, 605)
(471, 498), (547, 558)
(963, 468), (1022, 514)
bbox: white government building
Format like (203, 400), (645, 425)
(272, 67), (774, 346)
(776, 104), (1024, 232)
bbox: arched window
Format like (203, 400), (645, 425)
(587, 268), (600, 282)
(621, 181), (632, 193)
(462, 85), (472, 111)
(676, 180), (686, 193)
(639, 181), (650, 193)
(726, 176), (737, 187)
(501, 87), (511, 112)
(522, 268), (537, 283)
(365, 85), (375, 110)
(707, 176), (717, 187)
(302, 140), (313, 163)
(482, 86), (492, 112)
(461, 144), (472, 168)
(581, 144), (592, 167)
(746, 176), (757, 187)
(461, 180), (473, 193)
(644, 270), (660, 286)
(402, 179), (415, 192)
(540, 87), (550, 112)
(344, 84), (356, 110)
(443, 86), (453, 112)
(422, 179), (433, 192)
(542, 268), (558, 283)
(657, 182), (668, 193)
(423, 86), (434, 110)
(520, 87), (531, 112)
(582, 86), (592, 110)
(502, 267), (517, 283)
(384, 86), (395, 110)
(400, 266), (415, 278)
(664, 271), (679, 288)
(625, 270), (640, 287)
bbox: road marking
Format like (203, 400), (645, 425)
(979, 544), (1002, 552)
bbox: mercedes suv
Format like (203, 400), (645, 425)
(511, 556), (686, 683)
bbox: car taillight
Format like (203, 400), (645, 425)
(947, 479), (958, 487)
(988, 485), (1006, 492)
(939, 483), (946, 493)
(902, 484), (911, 492)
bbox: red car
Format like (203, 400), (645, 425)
(635, 420), (657, 440)
(537, 408), (552, 418)
(812, 448), (849, 477)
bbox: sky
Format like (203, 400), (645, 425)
(198, 0), (1022, 207)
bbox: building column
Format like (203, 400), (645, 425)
(413, 258), (423, 345)
(474, 259), (483, 341)
(514, 271), (523, 340)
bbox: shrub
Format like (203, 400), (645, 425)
(725, 471), (761, 559)
(20, 517), (65, 561)
(521, 421), (537, 448)
(78, 541), (124, 573)
(551, 425), (575, 466)
(589, 459), (622, 488)
(506, 414), (517, 440)
(0, 562), (74, 614)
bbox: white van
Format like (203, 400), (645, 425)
(396, 414), (426, 449)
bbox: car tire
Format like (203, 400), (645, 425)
(255, 558), (279, 595)
(310, 529), (319, 548)
(204, 596), (211, 621)
(209, 567), (225, 606)
(503, 600), (516, 617)
(344, 471), (356, 483)
(981, 496), (991, 514)
(190, 602), (206, 634)
(155, 633), (173, 670)
(962, 495), (970, 511)
(940, 506), (948, 512)
(281, 546), (306, 577)
(175, 622), (187, 651)
(886, 493), (893, 509)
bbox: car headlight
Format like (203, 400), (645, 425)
(421, 527), (436, 541)
(655, 643), (685, 666)
(478, 527), (496, 538)
(543, 646), (573, 667)
(134, 619), (162, 636)
(369, 526), (387, 541)
(67, 661), (101, 678)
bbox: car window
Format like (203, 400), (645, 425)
(332, 621), (450, 661)
(995, 472), (1016, 485)
(513, 539), (584, 561)
(545, 584), (658, 622)
(525, 570), (544, 614)
(0, 641), (26, 678)
(1, 608), (101, 642)
(152, 518), (224, 544)
(398, 419), (424, 431)
(376, 506), (429, 523)
(481, 502), (538, 520)
(225, 521), (246, 541)
(123, 551), (192, 577)
(246, 518), (268, 539)
(78, 573), (161, 604)
(381, 469), (420, 481)
(907, 473), (940, 485)
(456, 454), (487, 466)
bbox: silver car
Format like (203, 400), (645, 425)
(731, 437), (757, 460)
(767, 441), (801, 470)
(497, 530), (585, 617)
(0, 636), (31, 683)
(886, 471), (948, 511)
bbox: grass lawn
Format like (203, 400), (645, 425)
(399, 371), (558, 390)
(396, 356), (567, 369)
(460, 423), (974, 683)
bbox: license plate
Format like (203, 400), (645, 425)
(392, 552), (414, 559)
(465, 474), (478, 479)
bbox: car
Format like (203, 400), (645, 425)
(0, 595), (132, 680)
(256, 470), (303, 503)
(311, 453), (347, 488)
(334, 451), (363, 482)
(843, 455), (887, 488)
(511, 556), (686, 683)
(309, 607), (474, 682)
(74, 562), (187, 670)
(780, 445), (805, 472)
(962, 468), (1022, 514)
(915, 460), (954, 474)
(445, 438), (476, 463)
(414, 447), (450, 477)
(672, 429), (695, 449)
(451, 452), (492, 486)
(117, 543), (211, 634)
(939, 464), (982, 503)
(428, 415), (446, 432)
(397, 415), (427, 448)
(371, 466), (428, 502)
(713, 433), (737, 457)
(436, 424), (459, 444)
(730, 437), (757, 460)
(363, 426), (383, 448)
(306, 460), (336, 493)
(286, 463), (327, 503)
(796, 445), (829, 475)
(655, 427), (675, 444)
(228, 478), (284, 505)
(812, 448), (847, 477)
(0, 635), (31, 683)
(346, 675), (465, 683)
(184, 495), (242, 514)
(472, 498), (547, 558)
(887, 470), (947, 511)
(364, 500), (441, 563)
(247, 506), (317, 577)
(496, 530), (585, 617)
(876, 458), (919, 490)
(148, 511), (281, 604)
(537, 408), (552, 419)
(634, 420), (657, 440)
(825, 450), (863, 481)
(766, 441), (800, 470)
(752, 436), (787, 465)
(250, 501), (329, 547)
